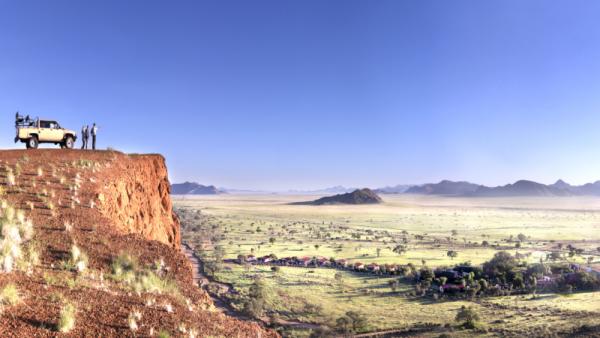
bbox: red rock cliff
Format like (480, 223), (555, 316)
(0, 149), (277, 337)
(97, 153), (181, 249)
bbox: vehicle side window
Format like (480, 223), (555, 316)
(40, 121), (50, 128)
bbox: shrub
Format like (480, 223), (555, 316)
(6, 170), (15, 186)
(111, 253), (138, 283)
(0, 283), (20, 305)
(456, 305), (480, 329)
(128, 310), (142, 332)
(134, 271), (180, 297)
(157, 330), (171, 338)
(58, 302), (76, 332)
(0, 204), (33, 273)
(344, 311), (367, 333)
(16, 243), (39, 273)
(111, 252), (183, 301)
(63, 244), (88, 272)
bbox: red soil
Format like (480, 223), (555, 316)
(0, 149), (277, 337)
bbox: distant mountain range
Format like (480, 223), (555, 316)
(292, 188), (383, 205)
(173, 179), (600, 197)
(374, 184), (412, 194)
(286, 186), (357, 195)
(399, 179), (600, 197)
(170, 182), (223, 195)
(405, 180), (480, 195)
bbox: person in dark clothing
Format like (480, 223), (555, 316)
(91, 123), (98, 150)
(85, 125), (90, 149)
(15, 112), (23, 125)
(81, 126), (88, 149)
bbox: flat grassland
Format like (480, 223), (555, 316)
(175, 194), (600, 337)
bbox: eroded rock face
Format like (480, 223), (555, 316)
(97, 153), (181, 249)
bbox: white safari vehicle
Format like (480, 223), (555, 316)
(14, 113), (77, 149)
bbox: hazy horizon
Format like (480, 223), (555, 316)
(2, 1), (600, 190)
(174, 177), (599, 193)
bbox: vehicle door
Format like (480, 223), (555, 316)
(50, 122), (64, 141)
(37, 120), (52, 141)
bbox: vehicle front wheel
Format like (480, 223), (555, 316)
(27, 136), (38, 149)
(63, 136), (74, 149)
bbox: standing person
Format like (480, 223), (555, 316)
(84, 125), (90, 149)
(91, 123), (98, 150)
(80, 126), (87, 149)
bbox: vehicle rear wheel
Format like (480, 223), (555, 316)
(27, 136), (38, 149)
(64, 136), (74, 149)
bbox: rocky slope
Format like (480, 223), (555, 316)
(0, 149), (276, 337)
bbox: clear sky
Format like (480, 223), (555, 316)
(1, 1), (600, 190)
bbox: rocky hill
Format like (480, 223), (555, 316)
(294, 188), (383, 205)
(0, 149), (275, 337)
(171, 182), (222, 195)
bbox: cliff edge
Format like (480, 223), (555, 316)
(96, 153), (180, 248)
(0, 149), (276, 337)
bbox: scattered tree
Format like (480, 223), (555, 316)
(244, 277), (268, 318)
(455, 305), (480, 329)
(393, 245), (407, 256)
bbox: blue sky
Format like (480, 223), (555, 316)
(1, 1), (600, 190)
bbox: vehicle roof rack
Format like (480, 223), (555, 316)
(15, 113), (38, 127)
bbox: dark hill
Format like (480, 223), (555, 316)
(171, 182), (222, 195)
(405, 180), (481, 195)
(293, 188), (383, 205)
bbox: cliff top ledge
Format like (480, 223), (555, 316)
(0, 149), (276, 337)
